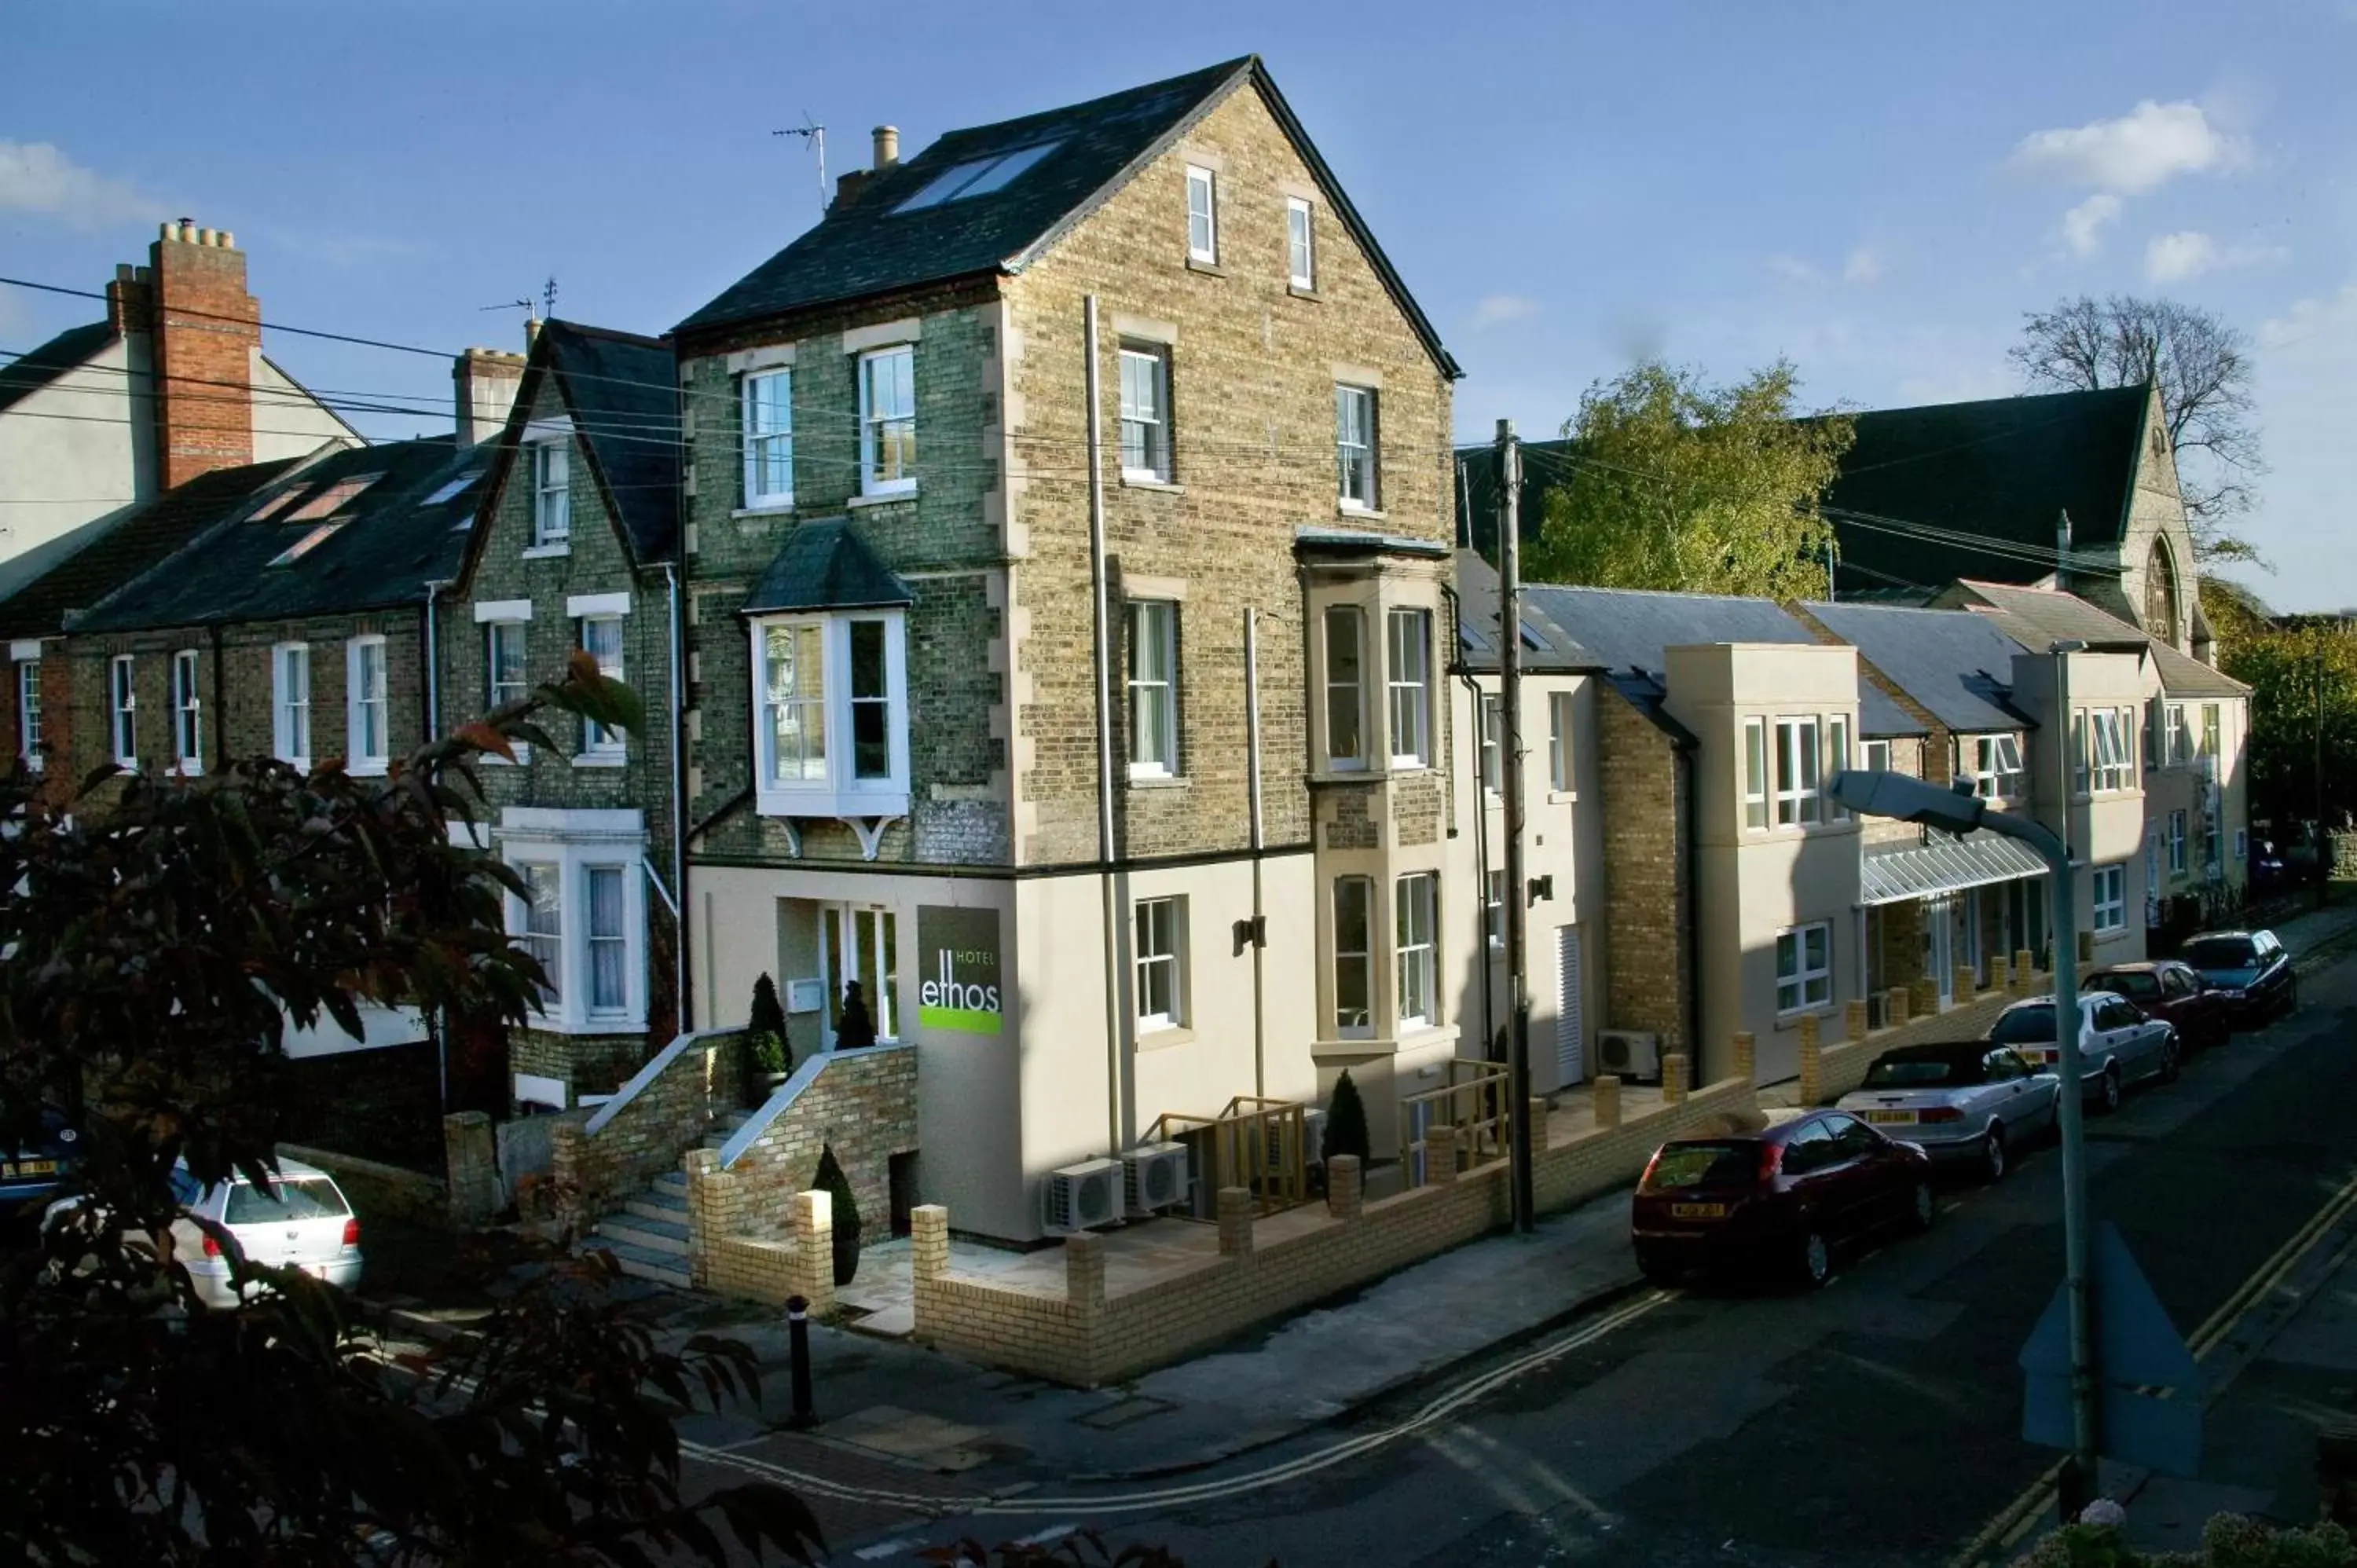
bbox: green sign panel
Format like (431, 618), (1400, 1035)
(918, 906), (1003, 1035)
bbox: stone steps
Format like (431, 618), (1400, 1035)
(583, 1237), (691, 1289)
(594, 1213), (689, 1256)
(626, 1189), (688, 1223)
(570, 1108), (757, 1291)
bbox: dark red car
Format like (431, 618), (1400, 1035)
(2085, 960), (2228, 1051)
(1631, 1110), (1935, 1289)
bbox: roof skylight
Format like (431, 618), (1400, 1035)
(266, 521), (345, 567)
(247, 485), (311, 522)
(285, 474), (383, 522)
(419, 474), (478, 507)
(893, 141), (1065, 213)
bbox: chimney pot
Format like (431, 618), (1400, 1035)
(874, 125), (900, 170)
(159, 222), (175, 241)
(218, 230), (234, 250)
(198, 228), (219, 247)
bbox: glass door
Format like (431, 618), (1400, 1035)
(1926, 894), (1954, 1007)
(818, 903), (900, 1049)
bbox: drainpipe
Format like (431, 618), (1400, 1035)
(665, 560), (690, 1031)
(1245, 607), (1266, 1099)
(421, 579), (455, 739)
(207, 622), (227, 772)
(1084, 295), (1124, 1156)
(1439, 583), (1495, 1065)
(1677, 740), (1703, 1072)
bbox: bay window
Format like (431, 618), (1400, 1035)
(1324, 605), (1365, 768)
(751, 611), (910, 819)
(500, 808), (650, 1033)
(1743, 716), (1768, 830)
(1386, 607), (1431, 768)
(1332, 877), (1373, 1039)
(1774, 716), (1822, 826)
(1395, 872), (1439, 1030)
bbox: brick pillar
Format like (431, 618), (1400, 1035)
(2077, 929), (2095, 965)
(911, 1204), (950, 1280)
(1888, 986), (1912, 1026)
(791, 1189), (834, 1313)
(1732, 1031), (1756, 1082)
(684, 1148), (724, 1290)
(1217, 1186), (1255, 1255)
(1989, 953), (2011, 994)
(442, 1111), (498, 1229)
(1593, 1075), (1622, 1128)
(549, 1116), (586, 1240)
(1325, 1155), (1363, 1221)
(1065, 1232), (1107, 1318)
(1798, 1033), (1823, 1108)
(1528, 1097), (1552, 1153)
(1661, 1052), (1689, 1104)
(1912, 976), (1941, 1017)
(1955, 965), (1978, 1006)
(1845, 999), (1869, 1042)
(1427, 1124), (1459, 1184)
(2013, 950), (2036, 997)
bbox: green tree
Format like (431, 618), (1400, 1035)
(748, 972), (791, 1076)
(1321, 1070), (1372, 1167)
(2212, 605), (2357, 835)
(813, 1143), (863, 1288)
(1527, 358), (1852, 599)
(0, 653), (822, 1566)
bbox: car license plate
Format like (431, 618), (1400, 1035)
(3, 1159), (57, 1179)
(1670, 1202), (1725, 1220)
(1864, 1110), (1915, 1125)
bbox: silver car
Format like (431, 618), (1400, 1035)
(166, 1158), (365, 1307)
(1986, 991), (2179, 1114)
(1835, 1042), (2061, 1181)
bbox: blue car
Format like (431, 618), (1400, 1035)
(2, 1108), (82, 1218)
(2180, 929), (2297, 1025)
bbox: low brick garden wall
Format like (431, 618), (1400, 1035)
(1806, 959), (2058, 1105)
(908, 1075), (1759, 1388)
(549, 1027), (744, 1235)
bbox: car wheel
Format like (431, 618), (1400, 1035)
(1797, 1229), (1833, 1289)
(1981, 1125), (2008, 1183)
(1637, 1251), (1680, 1288)
(2096, 1065), (2123, 1115)
(1908, 1180), (1937, 1233)
(2160, 1035), (2181, 1084)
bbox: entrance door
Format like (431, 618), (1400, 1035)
(1963, 888), (1983, 987)
(1926, 894), (1954, 1007)
(819, 903), (900, 1048)
(1555, 925), (1584, 1086)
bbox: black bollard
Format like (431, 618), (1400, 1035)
(2055, 1456), (2088, 1526)
(786, 1295), (815, 1429)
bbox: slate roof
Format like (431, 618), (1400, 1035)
(1801, 602), (2036, 735)
(674, 57), (1456, 378)
(0, 459), (296, 640)
(1940, 579), (2248, 700)
(1819, 386), (2153, 597)
(1453, 550), (1598, 673)
(0, 321), (115, 417)
(537, 321), (678, 560)
(74, 438), (490, 632)
(742, 518), (914, 614)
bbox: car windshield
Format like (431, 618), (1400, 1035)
(222, 1177), (349, 1225)
(2097, 971), (2160, 1001)
(1643, 1143), (1754, 1191)
(2183, 937), (2257, 969)
(1991, 1005), (2062, 1046)
(1862, 1057), (1965, 1087)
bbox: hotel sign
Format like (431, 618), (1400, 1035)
(917, 906), (1002, 1035)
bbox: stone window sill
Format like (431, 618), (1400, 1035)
(1127, 771), (1189, 789)
(1120, 475), (1184, 494)
(1137, 1024), (1196, 1050)
(1337, 503), (1387, 522)
(521, 544), (571, 560)
(1548, 788), (1578, 806)
(849, 488), (916, 509)
(732, 503), (794, 521)
(572, 752), (628, 770)
(348, 761), (388, 779)
(1185, 258), (1226, 278)
(1288, 284), (1321, 302)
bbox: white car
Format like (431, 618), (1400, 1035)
(47, 1156), (363, 1309)
(1986, 991), (2179, 1114)
(1835, 1042), (2061, 1181)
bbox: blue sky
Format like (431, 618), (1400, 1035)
(6, 1), (2352, 606)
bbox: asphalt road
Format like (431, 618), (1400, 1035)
(880, 949), (2357, 1567)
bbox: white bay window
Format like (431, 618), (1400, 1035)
(751, 611), (909, 819)
(500, 808), (649, 1034)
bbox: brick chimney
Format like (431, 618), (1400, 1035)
(148, 218), (260, 488)
(832, 124), (902, 211)
(453, 346), (526, 445)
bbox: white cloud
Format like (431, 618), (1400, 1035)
(1767, 254), (1820, 285)
(2007, 100), (2245, 193)
(2059, 192), (2123, 258)
(1842, 246), (1886, 284)
(2143, 229), (2289, 283)
(1472, 293), (1538, 328)
(2260, 277), (2357, 350)
(0, 141), (170, 229)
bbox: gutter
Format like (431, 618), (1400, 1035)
(1084, 295), (1124, 1156)
(664, 560), (690, 1031)
(421, 578), (456, 740)
(1675, 739), (1703, 1075)
(1438, 581), (1494, 1061)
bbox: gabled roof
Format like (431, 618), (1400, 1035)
(1452, 550), (1598, 673)
(1820, 386), (2153, 596)
(1801, 602), (2036, 735)
(674, 57), (1457, 378)
(1939, 579), (2247, 701)
(0, 459), (296, 640)
(0, 321), (115, 417)
(742, 518), (913, 615)
(464, 320), (679, 577)
(74, 438), (489, 632)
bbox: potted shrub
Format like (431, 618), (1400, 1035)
(1322, 1068), (1372, 1167)
(813, 1142), (862, 1287)
(745, 973), (792, 1101)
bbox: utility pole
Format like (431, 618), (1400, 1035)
(2317, 647), (2330, 911)
(2049, 641), (2098, 1518)
(1496, 419), (1535, 1236)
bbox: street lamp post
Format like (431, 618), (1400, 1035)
(1831, 742), (2096, 1513)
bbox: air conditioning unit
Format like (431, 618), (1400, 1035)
(1596, 1029), (1662, 1083)
(1298, 1107), (1329, 1167)
(1044, 1158), (1123, 1233)
(1122, 1142), (1191, 1215)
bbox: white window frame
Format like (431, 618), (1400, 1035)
(1286, 196), (1315, 289)
(1336, 385), (1379, 511)
(1134, 896), (1186, 1033)
(1385, 607), (1431, 768)
(1479, 693), (1502, 795)
(2087, 708), (2134, 793)
(2201, 703), (2221, 761)
(750, 611), (911, 819)
(486, 618), (529, 711)
(1126, 599), (1178, 778)
(1185, 164), (1217, 263)
(857, 345), (916, 498)
(1485, 870), (1506, 949)
(346, 635), (389, 775)
(1395, 871), (1439, 1031)
(15, 658), (39, 771)
(1776, 921), (1833, 1014)
(499, 809), (651, 1034)
(1827, 714), (1853, 819)
(273, 643), (311, 768)
(741, 368), (794, 511)
(2168, 809), (2187, 874)
(2092, 863), (2127, 933)
(1862, 738), (1891, 772)
(530, 440), (571, 549)
(1966, 733), (2025, 800)
(1332, 875), (1374, 1039)
(1549, 691), (1573, 793)
(577, 615), (625, 760)
(517, 859), (564, 1010)
(171, 648), (202, 775)
(584, 863), (630, 1020)
(109, 654), (137, 769)
(1117, 343), (1172, 483)
(1743, 716), (1769, 831)
(2165, 703), (2187, 765)
(1774, 716), (1823, 826)
(1323, 604), (1366, 770)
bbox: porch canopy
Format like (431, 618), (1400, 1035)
(1860, 830), (2050, 907)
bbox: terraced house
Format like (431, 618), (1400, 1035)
(672, 57), (1461, 1241)
(439, 321), (684, 1112)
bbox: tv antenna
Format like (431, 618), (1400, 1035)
(480, 276), (557, 324)
(774, 113), (826, 217)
